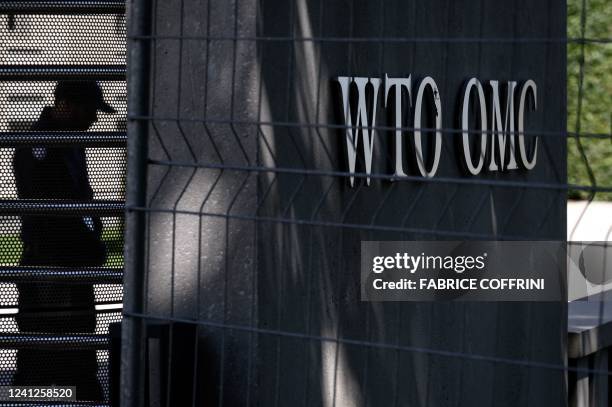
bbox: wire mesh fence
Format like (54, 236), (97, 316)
(0, 0), (603, 405)
(119, 0), (609, 406)
(121, 0), (612, 405)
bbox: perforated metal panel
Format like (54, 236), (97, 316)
(0, 1), (125, 404)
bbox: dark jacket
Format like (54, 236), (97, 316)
(12, 107), (105, 266)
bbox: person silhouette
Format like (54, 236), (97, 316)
(12, 81), (115, 401)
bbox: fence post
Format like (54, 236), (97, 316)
(122, 0), (151, 406)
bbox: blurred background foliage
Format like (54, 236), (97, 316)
(567, 0), (612, 200)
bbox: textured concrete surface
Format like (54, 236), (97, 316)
(143, 0), (568, 405)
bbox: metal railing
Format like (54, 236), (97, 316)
(0, 200), (124, 215)
(0, 65), (126, 81)
(0, 1), (125, 14)
(0, 267), (122, 283)
(0, 333), (109, 349)
(0, 131), (127, 147)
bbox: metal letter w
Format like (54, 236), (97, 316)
(336, 77), (381, 187)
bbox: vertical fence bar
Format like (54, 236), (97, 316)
(122, 0), (151, 406)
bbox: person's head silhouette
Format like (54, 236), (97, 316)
(52, 81), (116, 130)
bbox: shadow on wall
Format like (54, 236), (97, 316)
(256, 2), (432, 404)
(141, 0), (567, 406)
(142, 0), (258, 404)
(254, 0), (566, 406)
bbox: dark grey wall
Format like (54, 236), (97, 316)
(255, 0), (566, 406)
(143, 0), (567, 405)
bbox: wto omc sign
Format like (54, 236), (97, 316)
(335, 75), (538, 187)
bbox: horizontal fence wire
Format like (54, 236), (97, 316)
(128, 34), (612, 44)
(125, 311), (611, 376)
(142, 159), (612, 192)
(128, 114), (612, 142)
